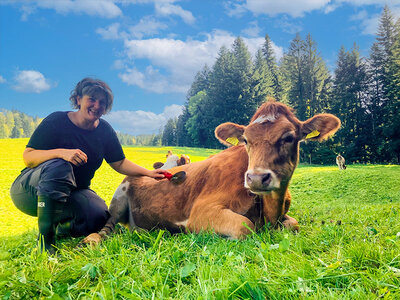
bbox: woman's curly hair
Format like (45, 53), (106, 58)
(69, 78), (114, 113)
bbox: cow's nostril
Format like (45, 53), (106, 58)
(261, 173), (271, 185)
(246, 173), (253, 184)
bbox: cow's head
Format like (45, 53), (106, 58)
(215, 99), (340, 195)
(178, 154), (191, 166)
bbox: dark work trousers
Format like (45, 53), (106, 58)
(10, 159), (110, 237)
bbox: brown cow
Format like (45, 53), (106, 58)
(83, 99), (340, 244)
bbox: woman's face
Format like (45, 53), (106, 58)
(77, 91), (107, 122)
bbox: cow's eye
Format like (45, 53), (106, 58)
(243, 138), (248, 145)
(283, 135), (294, 143)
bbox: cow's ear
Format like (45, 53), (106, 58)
(215, 122), (246, 147)
(301, 114), (341, 141)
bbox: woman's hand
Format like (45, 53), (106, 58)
(110, 158), (165, 179)
(23, 147), (87, 168)
(60, 149), (88, 166)
(146, 168), (166, 179)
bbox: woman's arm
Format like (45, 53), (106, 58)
(109, 158), (165, 178)
(23, 147), (88, 168)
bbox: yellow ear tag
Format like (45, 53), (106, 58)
(226, 137), (239, 146)
(306, 130), (320, 139)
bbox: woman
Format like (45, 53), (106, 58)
(10, 77), (165, 253)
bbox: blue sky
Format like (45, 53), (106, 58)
(0, 0), (398, 135)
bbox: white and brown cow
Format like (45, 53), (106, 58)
(153, 151), (191, 170)
(336, 154), (346, 170)
(83, 99), (340, 244)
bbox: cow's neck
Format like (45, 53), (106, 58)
(262, 186), (288, 226)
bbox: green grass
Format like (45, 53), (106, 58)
(1, 138), (400, 299)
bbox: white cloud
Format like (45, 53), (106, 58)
(20, 5), (36, 21)
(96, 22), (122, 40)
(7, 0), (198, 22)
(0, 75), (6, 84)
(119, 66), (188, 93)
(112, 59), (126, 69)
(104, 104), (183, 135)
(120, 30), (283, 94)
(350, 9), (369, 21)
(336, 0), (400, 6)
(224, 1), (248, 17)
(349, 9), (379, 35)
(349, 6), (400, 35)
(11, 0), (122, 19)
(233, 0), (400, 18)
(97, 17), (168, 40)
(12, 70), (52, 93)
(155, 2), (195, 24)
(232, 0), (400, 35)
(241, 21), (261, 37)
(275, 17), (303, 34)
(128, 16), (168, 38)
(243, 0), (331, 18)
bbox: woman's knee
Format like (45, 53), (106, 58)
(68, 190), (109, 236)
(42, 159), (73, 175)
(37, 159), (77, 199)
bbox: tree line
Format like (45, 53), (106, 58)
(0, 109), (42, 138)
(116, 132), (162, 146)
(160, 6), (400, 164)
(0, 108), (162, 147)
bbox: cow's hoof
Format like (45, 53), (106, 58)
(281, 216), (300, 232)
(81, 233), (103, 245)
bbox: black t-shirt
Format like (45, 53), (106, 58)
(27, 111), (125, 188)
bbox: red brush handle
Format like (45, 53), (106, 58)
(161, 171), (173, 180)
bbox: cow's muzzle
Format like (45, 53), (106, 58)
(244, 169), (279, 194)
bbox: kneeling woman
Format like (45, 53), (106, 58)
(10, 77), (165, 253)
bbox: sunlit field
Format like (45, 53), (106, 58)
(0, 139), (220, 237)
(1, 138), (400, 298)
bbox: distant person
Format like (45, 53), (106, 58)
(10, 77), (165, 253)
(336, 154), (346, 170)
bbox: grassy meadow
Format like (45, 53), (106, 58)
(1, 138), (400, 299)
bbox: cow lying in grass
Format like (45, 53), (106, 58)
(83, 99), (340, 244)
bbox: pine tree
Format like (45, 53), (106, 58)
(281, 33), (307, 120)
(5, 111), (14, 137)
(187, 65), (211, 98)
(303, 34), (332, 116)
(203, 39), (257, 148)
(0, 113), (7, 138)
(385, 18), (400, 163)
(281, 33), (333, 163)
(331, 45), (369, 162)
(253, 49), (274, 105)
(262, 34), (283, 101)
(162, 118), (177, 146)
(230, 37), (257, 124)
(20, 113), (33, 137)
(175, 107), (193, 147)
(366, 5), (398, 162)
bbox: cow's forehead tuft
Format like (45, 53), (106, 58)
(245, 118), (297, 142)
(251, 113), (279, 124)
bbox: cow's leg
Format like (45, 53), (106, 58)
(81, 182), (130, 245)
(187, 200), (255, 239)
(280, 214), (299, 231)
(280, 191), (299, 231)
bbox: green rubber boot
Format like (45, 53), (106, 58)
(37, 196), (59, 254)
